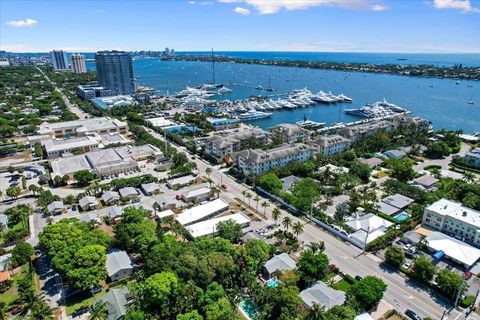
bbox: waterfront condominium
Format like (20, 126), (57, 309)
(50, 50), (68, 70)
(95, 50), (135, 95)
(70, 53), (87, 73)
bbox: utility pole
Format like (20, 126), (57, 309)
(454, 276), (466, 308)
(362, 226), (371, 254)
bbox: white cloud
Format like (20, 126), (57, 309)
(6, 18), (38, 28)
(219, 0), (386, 14)
(433, 0), (480, 12)
(234, 6), (251, 15)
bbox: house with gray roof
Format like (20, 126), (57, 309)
(280, 175), (301, 193)
(140, 182), (160, 196)
(378, 193), (414, 216)
(166, 175), (196, 189)
(118, 187), (138, 200)
(262, 253), (296, 279)
(102, 191), (120, 205)
(384, 149), (406, 159)
(181, 185), (212, 203)
(269, 123), (308, 144)
(96, 287), (133, 320)
(79, 212), (100, 225)
(300, 281), (346, 309)
(106, 249), (134, 282)
(108, 206), (123, 223)
(0, 254), (12, 271)
(0, 214), (8, 231)
(308, 134), (352, 156)
(79, 196), (99, 211)
(154, 195), (183, 210)
(47, 201), (65, 215)
(413, 175), (439, 190)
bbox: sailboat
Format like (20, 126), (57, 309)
(265, 76), (274, 92)
(468, 94), (475, 105)
(296, 114), (325, 129)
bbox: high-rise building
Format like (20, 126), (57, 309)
(71, 53), (87, 73)
(95, 51), (135, 95)
(50, 50), (68, 70)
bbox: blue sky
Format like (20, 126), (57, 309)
(1, 0), (479, 53)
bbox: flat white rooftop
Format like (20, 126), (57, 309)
(147, 117), (177, 128)
(427, 199), (480, 228)
(425, 231), (480, 267)
(186, 212), (250, 238)
(176, 198), (229, 226)
(156, 209), (175, 220)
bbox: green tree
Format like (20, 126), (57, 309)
(89, 301), (107, 320)
(425, 141), (450, 159)
(258, 173), (283, 193)
(138, 271), (178, 317)
(436, 268), (463, 300)
(272, 208), (281, 226)
(384, 246), (405, 268)
(21, 175), (27, 190)
(6, 186), (21, 199)
(28, 184), (41, 196)
(349, 276), (387, 308)
(261, 200), (270, 219)
(297, 248), (329, 286)
(11, 241), (34, 267)
(74, 170), (95, 187)
(282, 216), (292, 232)
(204, 297), (241, 320)
(217, 220), (243, 244)
(30, 299), (54, 320)
(254, 195), (261, 212)
(177, 310), (203, 320)
(387, 158), (415, 182)
(292, 221), (304, 239)
(173, 152), (188, 167)
(67, 244), (107, 290)
(412, 255), (436, 284)
(349, 161), (372, 183)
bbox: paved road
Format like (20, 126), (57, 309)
(146, 126), (479, 320)
(36, 67), (89, 120)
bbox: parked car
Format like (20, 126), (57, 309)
(72, 307), (89, 318)
(403, 244), (413, 251)
(402, 262), (413, 270)
(405, 309), (421, 320)
(221, 184), (227, 190)
(10, 306), (23, 315)
(355, 275), (363, 281)
(464, 271), (472, 280)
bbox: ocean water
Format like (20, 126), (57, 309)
(86, 53), (480, 133)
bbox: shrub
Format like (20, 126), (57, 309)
(460, 295), (475, 308)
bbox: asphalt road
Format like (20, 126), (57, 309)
(145, 126), (479, 320)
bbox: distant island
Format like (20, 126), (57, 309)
(160, 54), (480, 80)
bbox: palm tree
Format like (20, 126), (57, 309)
(260, 201), (270, 219)
(212, 186), (221, 199)
(292, 221), (304, 239)
(205, 167), (212, 178)
(245, 192), (252, 206)
(253, 195), (261, 212)
(241, 190), (248, 203)
(89, 301), (107, 320)
(30, 301), (54, 320)
(305, 303), (328, 320)
(463, 171), (475, 183)
(272, 208), (281, 226)
(282, 216), (292, 232)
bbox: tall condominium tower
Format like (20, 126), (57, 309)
(50, 50), (68, 70)
(71, 53), (87, 73)
(95, 50), (135, 95)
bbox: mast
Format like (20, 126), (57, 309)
(211, 48), (215, 84)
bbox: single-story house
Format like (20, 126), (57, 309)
(154, 195), (183, 211)
(176, 198), (229, 226)
(316, 164), (349, 175)
(166, 175), (196, 189)
(181, 186), (212, 203)
(78, 212), (100, 225)
(378, 193), (414, 216)
(47, 201), (65, 215)
(186, 213), (250, 239)
(346, 213), (393, 233)
(0, 214), (8, 231)
(412, 175), (439, 190)
(118, 187), (138, 200)
(106, 249), (135, 282)
(141, 182), (160, 196)
(0, 254), (12, 271)
(102, 191), (120, 205)
(108, 206), (123, 223)
(402, 230), (423, 246)
(359, 157), (384, 169)
(79, 196), (99, 211)
(424, 231), (480, 269)
(384, 149), (406, 159)
(350, 229), (386, 247)
(97, 287), (133, 320)
(156, 209), (176, 220)
(262, 253), (296, 279)
(280, 175), (301, 193)
(300, 281), (346, 310)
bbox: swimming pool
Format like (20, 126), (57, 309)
(394, 212), (410, 222)
(265, 279), (280, 288)
(239, 299), (259, 319)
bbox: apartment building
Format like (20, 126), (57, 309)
(38, 117), (128, 137)
(422, 199), (480, 248)
(269, 123), (309, 144)
(308, 134), (352, 156)
(234, 143), (316, 175)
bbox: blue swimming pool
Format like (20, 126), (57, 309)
(394, 212), (410, 222)
(239, 299), (259, 319)
(265, 279), (280, 288)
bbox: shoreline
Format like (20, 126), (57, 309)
(159, 54), (480, 81)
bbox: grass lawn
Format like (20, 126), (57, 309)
(372, 171), (388, 179)
(332, 279), (351, 292)
(0, 263), (29, 306)
(66, 288), (108, 315)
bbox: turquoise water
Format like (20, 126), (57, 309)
(239, 299), (259, 319)
(265, 279), (280, 288)
(394, 212), (411, 222)
(86, 53), (480, 133)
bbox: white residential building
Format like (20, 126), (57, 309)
(234, 143), (316, 175)
(269, 123), (308, 144)
(308, 135), (352, 156)
(176, 198), (229, 226)
(422, 199), (480, 248)
(70, 53), (87, 73)
(185, 213), (250, 239)
(38, 117), (128, 137)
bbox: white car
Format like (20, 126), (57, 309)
(403, 244), (413, 251)
(402, 262), (413, 269)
